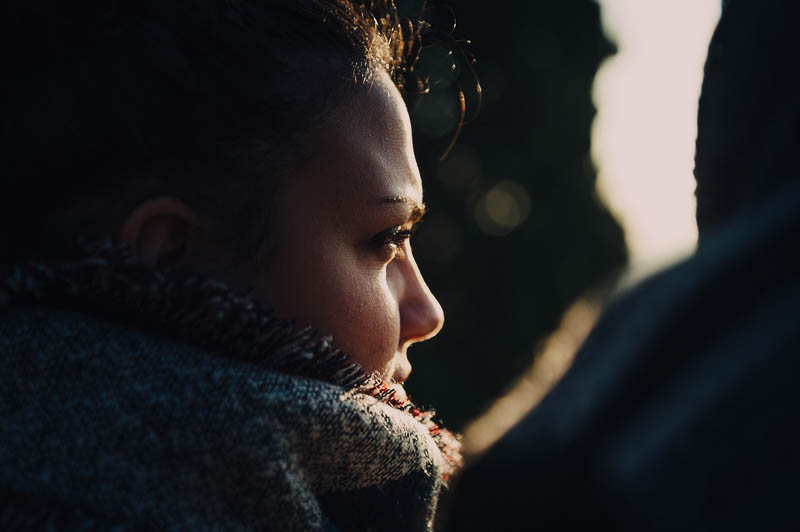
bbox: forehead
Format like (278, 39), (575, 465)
(306, 71), (423, 206)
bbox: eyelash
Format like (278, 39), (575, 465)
(372, 224), (418, 260)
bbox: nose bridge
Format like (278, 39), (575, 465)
(396, 246), (444, 344)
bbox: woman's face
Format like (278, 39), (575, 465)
(251, 71), (444, 387)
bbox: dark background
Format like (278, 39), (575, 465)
(402, 0), (628, 430)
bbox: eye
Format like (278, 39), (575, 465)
(371, 224), (417, 261)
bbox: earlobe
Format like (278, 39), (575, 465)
(120, 197), (201, 269)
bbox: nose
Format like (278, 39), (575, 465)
(390, 245), (445, 349)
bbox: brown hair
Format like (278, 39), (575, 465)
(2, 0), (425, 264)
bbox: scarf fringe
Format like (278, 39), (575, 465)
(1, 240), (462, 479)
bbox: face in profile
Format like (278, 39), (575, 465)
(251, 71), (445, 387)
(121, 70), (444, 387)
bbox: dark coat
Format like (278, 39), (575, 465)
(443, 179), (800, 531)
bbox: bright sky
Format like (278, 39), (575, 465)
(592, 0), (721, 272)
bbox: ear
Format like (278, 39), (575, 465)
(120, 197), (202, 269)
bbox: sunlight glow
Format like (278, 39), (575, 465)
(592, 0), (721, 270)
(462, 297), (602, 460)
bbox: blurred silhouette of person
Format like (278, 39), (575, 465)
(440, 0), (800, 529)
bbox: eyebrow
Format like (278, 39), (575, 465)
(380, 195), (426, 222)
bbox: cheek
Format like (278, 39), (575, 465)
(323, 266), (401, 374)
(256, 245), (401, 374)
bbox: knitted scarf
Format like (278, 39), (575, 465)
(0, 241), (461, 531)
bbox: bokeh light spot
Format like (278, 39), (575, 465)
(437, 144), (482, 190)
(474, 180), (531, 236)
(413, 91), (460, 138)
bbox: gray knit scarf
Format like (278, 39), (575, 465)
(0, 241), (461, 531)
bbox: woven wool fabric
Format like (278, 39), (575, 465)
(0, 242), (461, 531)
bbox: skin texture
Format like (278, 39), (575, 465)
(122, 71), (444, 387)
(252, 71), (444, 385)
